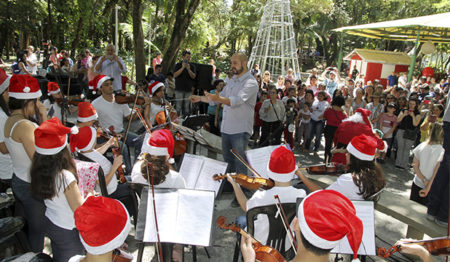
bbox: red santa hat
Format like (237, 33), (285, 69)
(75, 196), (131, 255)
(88, 75), (112, 94)
(141, 129), (174, 162)
(0, 68), (11, 94)
(70, 126), (97, 152)
(298, 190), (363, 262)
(354, 108), (372, 128)
(34, 117), (79, 155)
(347, 134), (384, 161)
(266, 146), (296, 182)
(148, 81), (164, 96)
(47, 82), (61, 95)
(77, 102), (98, 122)
(9, 74), (42, 99)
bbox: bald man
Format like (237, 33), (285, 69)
(95, 44), (126, 92)
(190, 52), (258, 175)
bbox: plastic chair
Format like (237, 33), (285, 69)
(233, 203), (297, 262)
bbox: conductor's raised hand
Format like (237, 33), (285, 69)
(204, 90), (219, 102)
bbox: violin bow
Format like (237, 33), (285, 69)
(230, 149), (262, 178)
(146, 162), (163, 262)
(273, 195), (297, 253)
(120, 87), (142, 154)
(135, 108), (151, 134)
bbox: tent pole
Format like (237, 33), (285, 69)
(337, 32), (344, 72)
(407, 30), (420, 82)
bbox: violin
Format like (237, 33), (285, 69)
(217, 216), (287, 262)
(115, 93), (146, 105)
(108, 126), (127, 184)
(112, 248), (133, 262)
(54, 97), (85, 106)
(213, 173), (275, 190)
(303, 164), (349, 176)
(377, 237), (450, 258)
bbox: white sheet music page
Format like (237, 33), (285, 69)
(179, 154), (204, 189)
(331, 201), (376, 256)
(176, 189), (215, 246)
(143, 189), (215, 246)
(195, 158), (227, 197)
(143, 190), (179, 243)
(245, 145), (278, 178)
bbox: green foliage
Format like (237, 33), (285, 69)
(1, 0), (449, 73)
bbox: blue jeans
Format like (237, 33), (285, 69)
(222, 132), (251, 175)
(45, 217), (84, 262)
(11, 175), (46, 252)
(305, 119), (324, 152)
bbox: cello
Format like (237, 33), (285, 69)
(216, 216), (287, 262)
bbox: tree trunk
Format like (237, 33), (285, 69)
(71, 16), (84, 55)
(47, 0), (52, 41)
(132, 0), (146, 81)
(161, 0), (201, 75)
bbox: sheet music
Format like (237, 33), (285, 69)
(176, 190), (215, 246)
(331, 201), (376, 256)
(179, 153), (228, 196)
(179, 154), (204, 189)
(195, 158), (227, 196)
(143, 189), (215, 246)
(245, 145), (278, 178)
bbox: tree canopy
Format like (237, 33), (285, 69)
(1, 0), (449, 79)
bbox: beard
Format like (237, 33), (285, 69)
(232, 66), (244, 75)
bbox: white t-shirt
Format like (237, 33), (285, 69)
(68, 255), (84, 262)
(246, 186), (306, 246)
(82, 150), (118, 195)
(327, 173), (363, 200)
(27, 53), (38, 74)
(0, 109), (13, 179)
(310, 99), (328, 121)
(44, 170), (77, 230)
(149, 102), (165, 126)
(412, 142), (445, 188)
(92, 96), (131, 132)
(43, 99), (62, 121)
(131, 160), (186, 189)
(300, 109), (311, 124)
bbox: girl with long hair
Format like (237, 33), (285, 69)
(296, 134), (386, 200)
(30, 118), (84, 261)
(4, 75), (47, 252)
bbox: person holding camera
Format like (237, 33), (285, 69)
(94, 44), (126, 92)
(321, 67), (340, 96)
(174, 50), (197, 117)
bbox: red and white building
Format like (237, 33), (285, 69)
(345, 49), (410, 87)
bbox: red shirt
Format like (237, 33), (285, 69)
(323, 108), (347, 127)
(121, 75), (129, 91)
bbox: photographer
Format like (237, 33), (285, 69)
(174, 50), (196, 117)
(94, 44), (126, 92)
(321, 66), (340, 96)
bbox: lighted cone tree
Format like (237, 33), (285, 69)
(249, 0), (300, 81)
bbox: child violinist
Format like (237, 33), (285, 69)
(228, 146), (306, 246)
(43, 82), (63, 121)
(130, 129), (185, 261)
(70, 126), (137, 220)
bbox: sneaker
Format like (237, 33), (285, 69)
(426, 213), (435, 221)
(435, 218), (448, 228)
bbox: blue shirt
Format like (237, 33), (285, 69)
(324, 78), (338, 95)
(387, 75), (397, 86)
(219, 71), (259, 135)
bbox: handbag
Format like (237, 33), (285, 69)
(402, 128), (417, 140)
